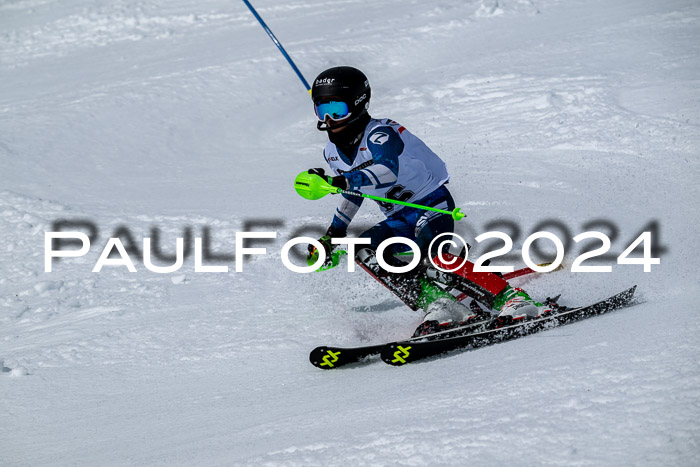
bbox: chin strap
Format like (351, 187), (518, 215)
(322, 113), (372, 156)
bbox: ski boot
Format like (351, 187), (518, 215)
(412, 298), (475, 337)
(489, 284), (552, 329)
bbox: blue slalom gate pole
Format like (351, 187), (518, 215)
(242, 0), (312, 94)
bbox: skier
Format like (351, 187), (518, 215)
(305, 66), (550, 334)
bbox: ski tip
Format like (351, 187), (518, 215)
(380, 343), (413, 366)
(629, 284), (638, 300)
(309, 346), (342, 370)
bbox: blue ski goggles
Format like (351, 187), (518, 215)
(314, 100), (351, 122)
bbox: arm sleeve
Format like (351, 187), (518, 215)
(330, 193), (364, 232)
(344, 127), (403, 191)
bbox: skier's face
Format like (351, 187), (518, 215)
(326, 117), (350, 133)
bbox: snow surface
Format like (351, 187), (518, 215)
(1, 0), (699, 465)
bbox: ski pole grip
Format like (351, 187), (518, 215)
(294, 172), (338, 200)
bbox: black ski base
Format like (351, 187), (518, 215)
(380, 285), (637, 366)
(309, 317), (491, 369)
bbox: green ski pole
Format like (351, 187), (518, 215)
(294, 171), (466, 221)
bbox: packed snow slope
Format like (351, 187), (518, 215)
(1, 0), (699, 465)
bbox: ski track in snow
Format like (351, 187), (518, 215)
(1, 0), (700, 465)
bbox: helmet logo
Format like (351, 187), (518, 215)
(315, 78), (335, 85)
(369, 132), (389, 145)
(355, 93), (367, 106)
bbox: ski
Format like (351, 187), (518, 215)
(380, 285), (637, 366)
(309, 318), (491, 370)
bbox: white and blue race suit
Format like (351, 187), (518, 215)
(324, 118), (455, 255)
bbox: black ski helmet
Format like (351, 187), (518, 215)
(311, 66), (371, 131)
